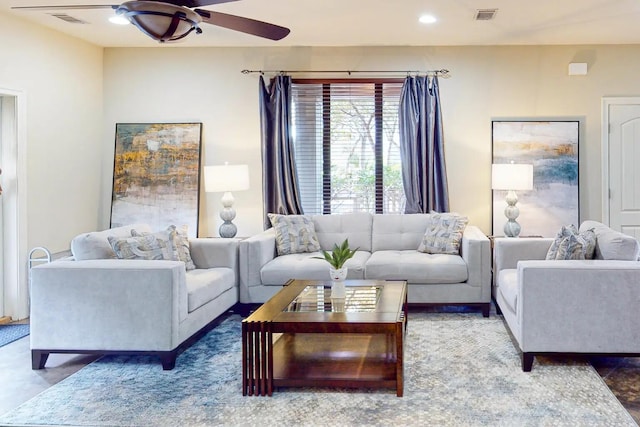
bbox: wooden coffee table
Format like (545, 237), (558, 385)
(242, 279), (407, 397)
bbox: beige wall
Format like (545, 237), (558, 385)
(105, 44), (640, 237)
(0, 13), (104, 253)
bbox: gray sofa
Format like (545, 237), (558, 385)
(30, 224), (239, 370)
(239, 213), (491, 315)
(494, 220), (640, 371)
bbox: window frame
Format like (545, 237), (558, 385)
(291, 78), (404, 215)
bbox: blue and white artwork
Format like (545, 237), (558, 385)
(492, 121), (579, 237)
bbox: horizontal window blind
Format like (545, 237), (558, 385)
(291, 81), (405, 215)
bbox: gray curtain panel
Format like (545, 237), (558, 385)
(398, 75), (450, 214)
(259, 75), (304, 229)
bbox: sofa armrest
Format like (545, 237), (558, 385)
(460, 226), (491, 298)
(189, 238), (239, 270)
(30, 260), (187, 351)
(494, 237), (553, 273)
(516, 260), (640, 352)
(238, 228), (277, 303)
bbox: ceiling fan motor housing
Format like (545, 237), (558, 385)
(117, 1), (203, 43)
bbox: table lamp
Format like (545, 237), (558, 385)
(204, 163), (250, 238)
(491, 162), (533, 237)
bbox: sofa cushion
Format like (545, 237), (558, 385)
(108, 232), (176, 261)
(261, 251), (370, 285)
(133, 225), (196, 270)
(312, 213), (373, 252)
(71, 223), (151, 260)
(418, 212), (468, 255)
(365, 250), (468, 284)
(579, 220), (640, 261)
(174, 225), (196, 270)
(371, 214), (431, 251)
(186, 268), (236, 313)
(546, 225), (596, 260)
(497, 269), (518, 314)
(268, 214), (321, 256)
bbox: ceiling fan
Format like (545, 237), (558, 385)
(11, 0), (291, 43)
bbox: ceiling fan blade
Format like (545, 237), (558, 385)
(197, 10), (290, 40)
(160, 0), (239, 7)
(11, 5), (118, 10)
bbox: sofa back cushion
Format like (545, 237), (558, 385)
(579, 220), (640, 260)
(71, 223), (152, 261)
(371, 214), (431, 251)
(312, 213), (373, 252)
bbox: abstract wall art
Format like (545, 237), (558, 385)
(110, 123), (203, 237)
(492, 120), (579, 237)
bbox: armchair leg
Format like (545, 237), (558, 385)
(481, 303), (490, 318)
(522, 352), (534, 372)
(160, 351), (177, 370)
(32, 350), (49, 370)
(494, 300), (503, 315)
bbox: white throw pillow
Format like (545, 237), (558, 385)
(417, 212), (468, 255)
(70, 223), (151, 260)
(268, 213), (321, 256)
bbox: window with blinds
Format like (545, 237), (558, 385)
(291, 80), (405, 215)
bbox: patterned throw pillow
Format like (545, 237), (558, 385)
(173, 225), (196, 270)
(108, 232), (176, 261)
(268, 213), (321, 256)
(417, 212), (469, 255)
(546, 225), (596, 260)
(132, 225), (196, 270)
(545, 225), (578, 260)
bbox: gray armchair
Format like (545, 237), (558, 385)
(493, 221), (640, 371)
(30, 224), (239, 370)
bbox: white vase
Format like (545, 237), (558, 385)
(329, 267), (348, 281)
(329, 267), (347, 299)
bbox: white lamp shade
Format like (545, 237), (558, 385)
(204, 164), (250, 193)
(491, 163), (533, 191)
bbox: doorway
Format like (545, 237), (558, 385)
(602, 97), (640, 239)
(0, 88), (28, 320)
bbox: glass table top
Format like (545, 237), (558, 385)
(284, 284), (382, 313)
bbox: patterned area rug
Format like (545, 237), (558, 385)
(0, 313), (635, 426)
(0, 324), (29, 348)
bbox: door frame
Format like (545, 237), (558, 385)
(601, 97), (640, 227)
(0, 87), (29, 320)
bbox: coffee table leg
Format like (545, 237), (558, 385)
(267, 328), (273, 396)
(242, 322), (248, 396)
(396, 321), (404, 397)
(260, 322), (268, 396)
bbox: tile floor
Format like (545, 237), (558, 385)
(1, 311), (639, 424)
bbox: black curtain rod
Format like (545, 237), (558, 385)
(241, 69), (449, 77)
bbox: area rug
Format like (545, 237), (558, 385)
(0, 324), (29, 348)
(0, 313), (635, 427)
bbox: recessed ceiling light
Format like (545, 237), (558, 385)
(109, 15), (130, 25)
(419, 14), (437, 24)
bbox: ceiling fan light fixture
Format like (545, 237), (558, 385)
(108, 15), (130, 25)
(116, 1), (203, 43)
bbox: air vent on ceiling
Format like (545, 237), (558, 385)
(475, 9), (498, 21)
(49, 13), (89, 24)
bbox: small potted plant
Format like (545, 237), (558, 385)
(314, 239), (357, 299)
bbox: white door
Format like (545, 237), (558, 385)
(0, 90), (28, 320)
(603, 98), (640, 239)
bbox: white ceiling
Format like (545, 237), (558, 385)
(2, 0), (640, 48)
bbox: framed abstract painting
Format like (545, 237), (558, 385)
(110, 123), (203, 237)
(492, 120), (579, 237)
